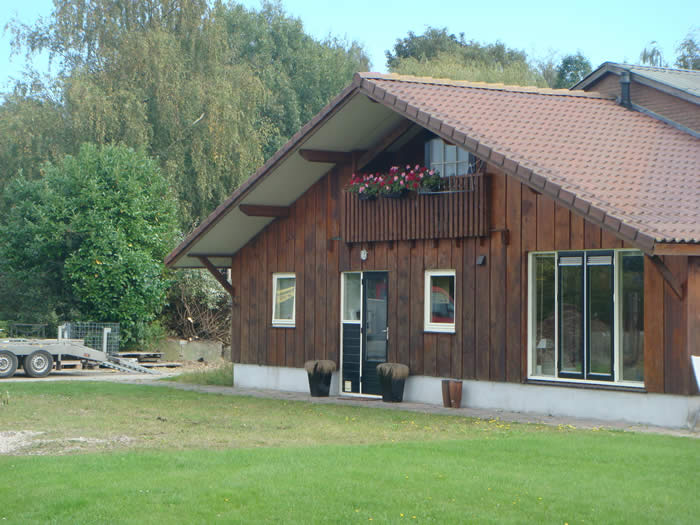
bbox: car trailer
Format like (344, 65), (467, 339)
(0, 325), (156, 378)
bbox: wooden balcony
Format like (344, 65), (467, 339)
(343, 174), (489, 243)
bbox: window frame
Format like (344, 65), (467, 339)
(424, 137), (476, 178)
(271, 272), (296, 328)
(424, 269), (457, 334)
(527, 249), (645, 387)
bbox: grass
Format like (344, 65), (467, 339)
(164, 362), (233, 386)
(1, 382), (699, 523)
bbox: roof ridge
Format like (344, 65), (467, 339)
(356, 72), (611, 99)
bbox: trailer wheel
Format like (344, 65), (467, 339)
(24, 350), (53, 378)
(0, 350), (18, 378)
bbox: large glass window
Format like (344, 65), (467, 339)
(530, 250), (644, 385)
(424, 270), (456, 333)
(272, 273), (296, 327)
(343, 273), (362, 321)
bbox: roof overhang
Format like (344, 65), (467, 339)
(166, 84), (406, 268)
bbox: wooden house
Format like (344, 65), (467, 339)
(166, 71), (700, 427)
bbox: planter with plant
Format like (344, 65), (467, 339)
(345, 165), (437, 200)
(376, 363), (409, 402)
(304, 360), (336, 397)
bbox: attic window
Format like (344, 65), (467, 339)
(424, 137), (476, 177)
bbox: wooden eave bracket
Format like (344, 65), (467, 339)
(239, 204), (289, 218)
(649, 255), (684, 300)
(196, 256), (236, 298)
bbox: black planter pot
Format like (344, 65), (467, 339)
(378, 373), (406, 402)
(358, 193), (376, 201)
(307, 370), (333, 397)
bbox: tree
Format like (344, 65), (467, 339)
(554, 52), (592, 88)
(386, 26), (543, 86)
(639, 41), (667, 67)
(0, 143), (178, 345)
(675, 30), (700, 69)
(5, 0), (369, 227)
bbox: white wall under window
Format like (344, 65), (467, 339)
(424, 270), (456, 333)
(272, 273), (296, 327)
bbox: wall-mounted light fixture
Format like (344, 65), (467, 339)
(360, 249), (368, 261)
(476, 255), (486, 266)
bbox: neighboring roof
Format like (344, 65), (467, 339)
(166, 72), (700, 269)
(573, 62), (700, 103)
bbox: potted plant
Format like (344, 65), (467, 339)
(304, 360), (336, 397)
(345, 165), (436, 200)
(376, 363), (409, 402)
(345, 173), (381, 201)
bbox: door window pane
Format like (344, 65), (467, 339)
(588, 263), (614, 377)
(343, 273), (361, 321)
(364, 274), (388, 361)
(559, 260), (583, 375)
(533, 254), (555, 376)
(621, 254), (644, 382)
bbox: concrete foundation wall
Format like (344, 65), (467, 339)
(160, 339), (223, 362)
(234, 363), (700, 429)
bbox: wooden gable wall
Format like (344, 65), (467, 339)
(229, 160), (694, 395)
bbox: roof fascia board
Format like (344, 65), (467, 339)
(630, 102), (700, 138)
(572, 62), (616, 90)
(357, 75), (658, 255)
(164, 83), (360, 268)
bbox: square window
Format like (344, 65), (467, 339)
(272, 273), (296, 327)
(425, 270), (456, 333)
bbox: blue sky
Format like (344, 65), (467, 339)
(2, 0), (698, 92)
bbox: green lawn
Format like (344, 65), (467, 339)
(1, 382), (698, 524)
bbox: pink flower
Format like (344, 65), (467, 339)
(394, 176), (398, 181)
(400, 180), (405, 186)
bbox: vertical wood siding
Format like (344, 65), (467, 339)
(229, 163), (689, 394)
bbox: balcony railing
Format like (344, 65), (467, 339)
(343, 174), (489, 243)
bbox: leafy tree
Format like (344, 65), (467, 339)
(675, 30), (700, 69)
(392, 52), (547, 87)
(386, 26), (543, 86)
(554, 52), (592, 88)
(5, 0), (368, 226)
(386, 27), (529, 71)
(639, 41), (667, 67)
(0, 143), (178, 345)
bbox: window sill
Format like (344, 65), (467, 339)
(526, 377), (646, 393)
(424, 326), (456, 334)
(271, 323), (295, 329)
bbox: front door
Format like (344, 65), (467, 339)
(341, 272), (388, 395)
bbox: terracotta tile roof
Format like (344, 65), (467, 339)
(358, 73), (700, 246)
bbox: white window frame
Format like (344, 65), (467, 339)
(272, 273), (296, 328)
(424, 270), (456, 333)
(527, 249), (645, 387)
(425, 137), (476, 177)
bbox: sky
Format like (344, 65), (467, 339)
(1, 0), (698, 92)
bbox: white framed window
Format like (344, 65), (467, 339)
(272, 273), (296, 327)
(424, 270), (456, 333)
(424, 137), (476, 177)
(528, 250), (644, 386)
